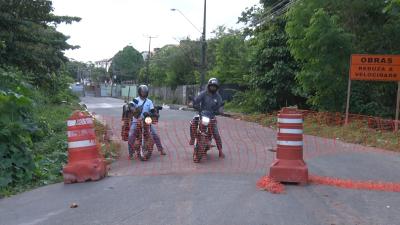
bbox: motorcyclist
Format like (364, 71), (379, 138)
(128, 85), (166, 159)
(189, 78), (225, 158)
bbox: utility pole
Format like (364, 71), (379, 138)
(171, 0), (206, 91)
(144, 35), (158, 85)
(200, 0), (207, 91)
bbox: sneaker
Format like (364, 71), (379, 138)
(189, 139), (195, 145)
(159, 149), (167, 155)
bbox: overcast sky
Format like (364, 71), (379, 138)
(52, 0), (260, 63)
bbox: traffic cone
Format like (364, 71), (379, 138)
(269, 107), (308, 184)
(63, 111), (107, 183)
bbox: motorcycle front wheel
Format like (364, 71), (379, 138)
(137, 139), (153, 161)
(193, 135), (207, 163)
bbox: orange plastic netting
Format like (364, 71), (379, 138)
(257, 175), (400, 194)
(256, 176), (285, 194)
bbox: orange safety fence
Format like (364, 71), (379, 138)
(299, 110), (400, 133)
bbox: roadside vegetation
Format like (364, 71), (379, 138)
(0, 1), (81, 197)
(0, 67), (81, 197)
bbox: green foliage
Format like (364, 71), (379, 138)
(286, 0), (400, 116)
(0, 1), (81, 197)
(0, 91), (35, 189)
(111, 46), (144, 82)
(208, 26), (249, 84)
(31, 105), (72, 186)
(140, 45), (176, 86)
(0, 0), (80, 84)
(384, 0), (400, 15)
(0, 67), (78, 197)
(165, 43), (198, 88)
(145, 41), (199, 88)
(287, 7), (352, 111)
(65, 61), (109, 84)
(90, 67), (108, 83)
(249, 17), (305, 112)
(65, 61), (88, 81)
(231, 3), (306, 113)
(229, 0), (400, 117)
(230, 89), (270, 113)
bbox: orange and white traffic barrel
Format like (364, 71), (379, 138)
(63, 111), (107, 183)
(269, 108), (308, 184)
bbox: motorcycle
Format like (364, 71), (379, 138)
(192, 110), (215, 163)
(133, 106), (162, 161)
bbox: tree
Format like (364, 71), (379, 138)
(0, 0), (81, 87)
(286, 7), (352, 111)
(208, 26), (249, 84)
(166, 44), (197, 88)
(248, 17), (306, 112)
(138, 45), (176, 86)
(89, 66), (107, 83)
(65, 61), (87, 81)
(110, 46), (144, 82)
(286, 0), (400, 116)
(143, 40), (199, 88)
(0, 0), (83, 194)
(230, 2), (306, 112)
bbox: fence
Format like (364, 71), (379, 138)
(148, 85), (200, 105)
(121, 85), (137, 100)
(100, 84), (111, 97)
(148, 84), (242, 104)
(93, 84), (240, 105)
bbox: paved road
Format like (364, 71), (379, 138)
(1, 96), (400, 225)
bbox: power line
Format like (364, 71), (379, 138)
(261, 0), (298, 25)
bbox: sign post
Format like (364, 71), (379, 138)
(346, 54), (400, 127)
(396, 81), (400, 132)
(345, 78), (352, 125)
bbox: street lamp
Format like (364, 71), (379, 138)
(170, 8), (202, 34)
(171, 0), (207, 91)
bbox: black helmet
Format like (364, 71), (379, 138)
(207, 78), (219, 93)
(138, 85), (149, 98)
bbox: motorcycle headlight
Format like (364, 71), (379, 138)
(201, 116), (210, 126)
(144, 117), (152, 125)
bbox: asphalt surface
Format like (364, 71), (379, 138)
(1, 96), (400, 225)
